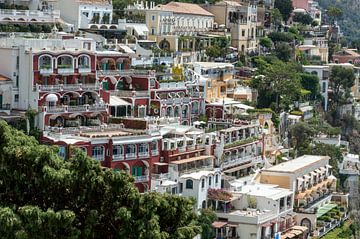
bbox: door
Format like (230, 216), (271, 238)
(102, 81), (108, 90)
(132, 166), (142, 176)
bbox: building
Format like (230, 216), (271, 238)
(210, 177), (307, 239)
(54, 0), (114, 30)
(259, 155), (347, 236)
(332, 49), (360, 64)
(204, 1), (260, 53)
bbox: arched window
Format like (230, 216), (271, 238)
(186, 179), (193, 189)
(201, 178), (205, 188)
(92, 146), (104, 160)
(78, 55), (90, 69)
(215, 174), (219, 184)
(208, 176), (212, 186)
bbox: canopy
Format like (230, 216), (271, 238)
(109, 96), (131, 106)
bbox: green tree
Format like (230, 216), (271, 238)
(197, 209), (217, 239)
(271, 8), (283, 29)
(0, 121), (200, 238)
(259, 37), (273, 49)
(274, 0), (294, 21)
(289, 122), (316, 151)
(274, 42), (293, 61)
(205, 45), (225, 59)
(329, 66), (355, 106)
(327, 6), (343, 24)
(293, 13), (313, 25)
(268, 32), (294, 43)
(299, 73), (321, 100)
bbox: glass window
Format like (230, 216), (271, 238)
(186, 179), (193, 189)
(58, 146), (66, 159)
(152, 15), (155, 21)
(201, 178), (205, 188)
(151, 141), (158, 151)
(126, 144), (135, 154)
(113, 145), (123, 159)
(132, 166), (143, 176)
(92, 146), (104, 160)
(139, 143), (149, 155)
(179, 183), (183, 193)
(209, 176), (212, 186)
(215, 174), (219, 184)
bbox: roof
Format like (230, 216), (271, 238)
(78, 0), (112, 5)
(262, 155), (330, 174)
(217, 1), (242, 7)
(170, 155), (214, 165)
(180, 170), (217, 180)
(238, 183), (293, 200)
(154, 2), (214, 17)
(0, 74), (11, 81)
(194, 61), (234, 69)
(109, 96), (131, 106)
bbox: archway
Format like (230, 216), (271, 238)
(159, 39), (170, 50)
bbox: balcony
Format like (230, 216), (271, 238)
(112, 154), (124, 161)
(78, 66), (91, 73)
(44, 104), (107, 114)
(37, 84), (101, 92)
(138, 152), (149, 158)
(126, 153), (136, 159)
(39, 67), (53, 74)
(57, 66), (74, 74)
(111, 90), (149, 98)
(222, 155), (263, 169)
(134, 174), (149, 183)
(0, 9), (60, 22)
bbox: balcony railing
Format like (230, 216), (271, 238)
(138, 152), (149, 158)
(126, 153), (136, 159)
(111, 90), (149, 98)
(222, 155), (263, 169)
(112, 154), (124, 160)
(43, 104), (107, 113)
(78, 67), (91, 73)
(39, 67), (53, 74)
(37, 84), (100, 92)
(134, 174), (149, 183)
(57, 68), (74, 74)
(151, 173), (169, 180)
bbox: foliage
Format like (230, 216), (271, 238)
(0, 121), (201, 238)
(247, 196), (257, 209)
(299, 73), (321, 100)
(274, 42), (293, 61)
(0, 24), (53, 33)
(327, 6), (343, 24)
(224, 137), (260, 149)
(268, 32), (294, 43)
(329, 66), (355, 106)
(271, 8), (283, 28)
(293, 13), (313, 25)
(289, 122), (316, 150)
(274, 0), (294, 21)
(197, 209), (217, 239)
(207, 189), (232, 201)
(205, 45), (225, 59)
(259, 37), (273, 49)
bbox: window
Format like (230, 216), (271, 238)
(92, 146), (104, 160)
(151, 28), (155, 35)
(151, 141), (158, 151)
(139, 143), (149, 156)
(322, 82), (326, 93)
(179, 183), (183, 193)
(58, 146), (66, 159)
(152, 15), (155, 21)
(14, 94), (19, 102)
(113, 145), (123, 159)
(201, 178), (205, 188)
(242, 30), (245, 37)
(126, 144), (136, 158)
(215, 174), (219, 184)
(208, 176), (212, 186)
(132, 166), (143, 176)
(185, 179), (193, 189)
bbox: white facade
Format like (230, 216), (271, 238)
(179, 170), (221, 209)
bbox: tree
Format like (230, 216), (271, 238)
(274, 0), (293, 21)
(289, 122), (316, 150)
(205, 45), (225, 59)
(274, 42), (293, 62)
(299, 73), (321, 100)
(271, 8), (283, 29)
(327, 6), (343, 24)
(251, 61), (302, 112)
(197, 209), (217, 239)
(268, 32), (294, 43)
(259, 37), (273, 49)
(0, 121), (201, 238)
(293, 13), (313, 25)
(329, 66), (355, 106)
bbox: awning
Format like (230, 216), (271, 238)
(212, 221), (228, 228)
(170, 155), (213, 165)
(154, 162), (169, 166)
(326, 164), (333, 169)
(119, 45), (135, 54)
(110, 96), (131, 106)
(223, 162), (254, 174)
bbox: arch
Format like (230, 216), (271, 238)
(300, 218), (311, 232)
(30, 19), (38, 22)
(57, 55), (74, 69)
(109, 25), (117, 29)
(311, 71), (318, 75)
(99, 58), (116, 70)
(100, 25), (108, 29)
(159, 39), (170, 50)
(141, 160), (150, 168)
(90, 25), (99, 29)
(78, 54), (91, 69)
(39, 54), (52, 70)
(241, 45), (245, 52)
(51, 116), (64, 127)
(174, 105), (181, 117)
(2, 17), (12, 21)
(116, 79), (125, 90)
(185, 179), (193, 189)
(17, 18), (25, 22)
(166, 106), (174, 117)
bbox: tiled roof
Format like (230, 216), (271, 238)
(78, 0), (111, 5)
(155, 2), (214, 17)
(0, 74), (11, 81)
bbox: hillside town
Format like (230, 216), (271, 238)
(0, 0), (359, 238)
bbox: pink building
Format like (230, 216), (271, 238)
(292, 0), (310, 11)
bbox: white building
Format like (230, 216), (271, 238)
(179, 170), (222, 209)
(54, 0), (113, 30)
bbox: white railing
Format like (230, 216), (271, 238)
(37, 83), (100, 92)
(134, 174), (149, 183)
(126, 153), (136, 159)
(57, 68), (74, 74)
(78, 67), (91, 73)
(112, 154), (124, 160)
(222, 155), (263, 169)
(151, 173), (169, 180)
(44, 104), (107, 113)
(0, 9), (60, 19)
(111, 90), (149, 98)
(138, 152), (149, 158)
(40, 68), (53, 74)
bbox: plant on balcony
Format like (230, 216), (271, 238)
(247, 196), (257, 209)
(224, 136), (260, 149)
(207, 189), (232, 201)
(40, 64), (51, 69)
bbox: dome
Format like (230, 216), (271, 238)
(45, 93), (58, 102)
